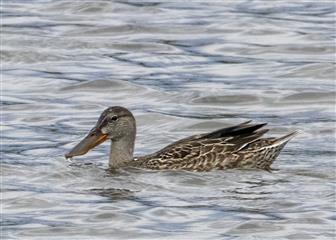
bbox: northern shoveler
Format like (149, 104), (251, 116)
(65, 106), (297, 171)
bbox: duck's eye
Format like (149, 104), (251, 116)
(111, 115), (118, 121)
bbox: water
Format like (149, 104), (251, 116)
(2, 0), (335, 239)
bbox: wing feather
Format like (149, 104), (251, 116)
(139, 121), (269, 166)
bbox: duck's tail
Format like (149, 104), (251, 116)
(259, 131), (299, 170)
(272, 131), (299, 147)
(237, 130), (299, 171)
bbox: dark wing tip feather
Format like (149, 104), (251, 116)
(231, 123), (267, 136)
(203, 122), (267, 139)
(231, 128), (269, 151)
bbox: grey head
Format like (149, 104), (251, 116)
(65, 106), (136, 161)
(98, 106), (136, 141)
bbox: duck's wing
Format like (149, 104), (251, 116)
(150, 120), (255, 152)
(135, 122), (270, 169)
(154, 121), (267, 153)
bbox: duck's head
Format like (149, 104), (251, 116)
(65, 106), (136, 159)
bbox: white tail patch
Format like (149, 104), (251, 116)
(246, 130), (299, 152)
(272, 131), (299, 147)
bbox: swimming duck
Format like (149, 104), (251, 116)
(65, 106), (297, 171)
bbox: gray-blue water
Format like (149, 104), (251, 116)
(2, 1), (336, 239)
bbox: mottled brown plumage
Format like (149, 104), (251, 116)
(66, 106), (298, 171)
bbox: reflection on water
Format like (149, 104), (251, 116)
(2, 1), (336, 239)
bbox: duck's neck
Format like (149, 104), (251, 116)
(109, 136), (135, 168)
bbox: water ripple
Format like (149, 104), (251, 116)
(2, 0), (335, 239)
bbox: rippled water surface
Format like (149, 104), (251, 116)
(2, 1), (336, 239)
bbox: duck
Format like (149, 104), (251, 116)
(65, 106), (297, 171)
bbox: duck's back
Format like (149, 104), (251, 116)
(133, 122), (297, 171)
